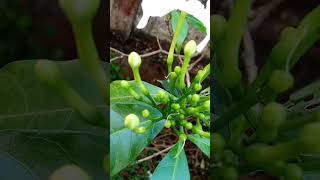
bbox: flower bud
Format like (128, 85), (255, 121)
(194, 83), (202, 92)
(171, 120), (176, 126)
(199, 113), (206, 120)
(120, 80), (129, 89)
(192, 126), (203, 135)
(187, 107), (196, 114)
(191, 94), (200, 103)
(201, 131), (210, 138)
(179, 134), (187, 142)
(174, 66), (181, 75)
(203, 100), (210, 111)
(169, 72), (177, 80)
(268, 70), (294, 93)
(185, 122), (193, 130)
(156, 90), (166, 99)
(171, 103), (180, 111)
(156, 90), (168, 104)
(164, 120), (171, 128)
(35, 60), (63, 87)
(135, 127), (146, 134)
(49, 164), (90, 180)
(142, 109), (150, 118)
(180, 120), (188, 126)
(124, 114), (140, 130)
(299, 122), (320, 154)
(184, 40), (197, 57)
(194, 70), (203, 82)
(284, 164), (303, 180)
(128, 52), (142, 69)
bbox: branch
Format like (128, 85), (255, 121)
(135, 144), (174, 164)
(110, 37), (184, 62)
(250, 0), (285, 30)
(243, 29), (257, 83)
(188, 53), (206, 71)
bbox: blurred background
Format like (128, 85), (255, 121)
(0, 0), (108, 68)
(213, 0), (320, 96)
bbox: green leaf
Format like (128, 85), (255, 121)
(110, 80), (166, 176)
(0, 60), (108, 179)
(0, 152), (38, 179)
(151, 142), (190, 180)
(171, 11), (189, 53)
(186, 14), (207, 35)
(158, 80), (180, 97)
(188, 134), (210, 157)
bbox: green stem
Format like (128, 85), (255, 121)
(172, 126), (180, 135)
(58, 78), (105, 127)
(72, 22), (107, 104)
(132, 68), (157, 106)
(177, 55), (191, 89)
(167, 11), (187, 73)
(175, 89), (192, 103)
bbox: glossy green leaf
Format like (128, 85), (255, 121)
(188, 134), (210, 157)
(151, 142), (190, 180)
(171, 10), (189, 53)
(0, 60), (108, 179)
(110, 80), (166, 176)
(186, 14), (207, 35)
(158, 80), (180, 97)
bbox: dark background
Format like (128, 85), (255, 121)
(0, 0), (108, 68)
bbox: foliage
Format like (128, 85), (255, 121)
(110, 7), (210, 180)
(0, 0), (107, 179)
(212, 0), (320, 179)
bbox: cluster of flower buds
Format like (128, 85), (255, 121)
(121, 40), (210, 140)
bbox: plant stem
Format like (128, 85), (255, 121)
(135, 145), (174, 164)
(167, 11), (187, 73)
(72, 22), (108, 104)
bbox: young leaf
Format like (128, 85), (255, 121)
(171, 10), (189, 53)
(151, 142), (190, 180)
(186, 14), (206, 35)
(188, 134), (210, 157)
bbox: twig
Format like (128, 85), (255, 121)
(228, 0), (257, 83)
(250, 0), (285, 30)
(188, 53), (205, 71)
(156, 37), (163, 50)
(243, 29), (257, 83)
(110, 37), (184, 63)
(135, 144), (174, 164)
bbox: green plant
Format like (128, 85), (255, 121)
(0, 1), (64, 67)
(110, 3), (210, 179)
(0, 0), (107, 179)
(212, 1), (320, 179)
